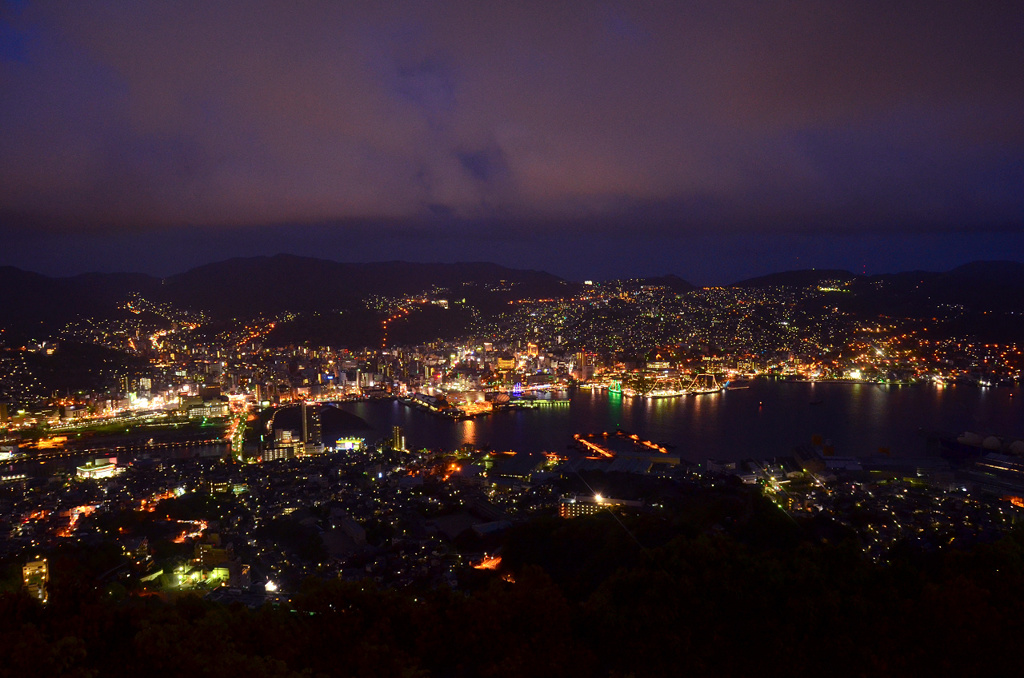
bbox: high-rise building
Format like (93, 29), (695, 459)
(310, 406), (322, 447)
(392, 426), (406, 451)
(264, 429), (303, 461)
(301, 401), (308, 444)
(572, 351), (594, 380)
(300, 401), (322, 454)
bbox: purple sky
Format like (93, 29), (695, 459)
(1, 1), (1022, 283)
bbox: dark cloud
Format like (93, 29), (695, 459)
(0, 0), (1021, 275)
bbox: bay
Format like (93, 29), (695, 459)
(334, 381), (1023, 462)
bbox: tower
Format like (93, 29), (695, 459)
(299, 401), (322, 454)
(310, 406), (322, 448)
(301, 401), (308, 444)
(391, 426), (405, 452)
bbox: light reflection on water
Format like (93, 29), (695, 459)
(336, 382), (1023, 461)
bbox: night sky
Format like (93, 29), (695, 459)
(1, 1), (1022, 284)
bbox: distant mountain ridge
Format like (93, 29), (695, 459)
(156, 255), (576, 316)
(860, 260), (1024, 315)
(0, 266), (160, 332)
(730, 269), (858, 288)
(730, 260), (1024, 316)
(0, 257), (579, 334)
(633, 274), (696, 292)
(1, 258), (1022, 339)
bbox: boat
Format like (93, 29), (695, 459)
(724, 378), (751, 390)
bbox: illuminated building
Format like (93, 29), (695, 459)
(195, 534), (233, 567)
(309, 405), (322, 450)
(300, 401), (322, 454)
(573, 352), (594, 380)
(187, 400), (230, 418)
(558, 494), (643, 518)
(60, 405), (87, 421)
(336, 437), (365, 451)
(264, 429), (302, 461)
(77, 457), (118, 479)
(23, 558), (48, 603)
(392, 426), (406, 451)
(121, 536), (150, 564)
(264, 446), (295, 462)
(301, 401), (309, 445)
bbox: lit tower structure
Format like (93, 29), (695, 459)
(301, 401), (308, 445)
(310, 406), (322, 452)
(300, 401), (323, 454)
(392, 425), (406, 452)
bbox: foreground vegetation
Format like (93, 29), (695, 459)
(3, 487), (1024, 678)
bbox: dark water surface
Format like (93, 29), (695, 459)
(335, 381), (1024, 462)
